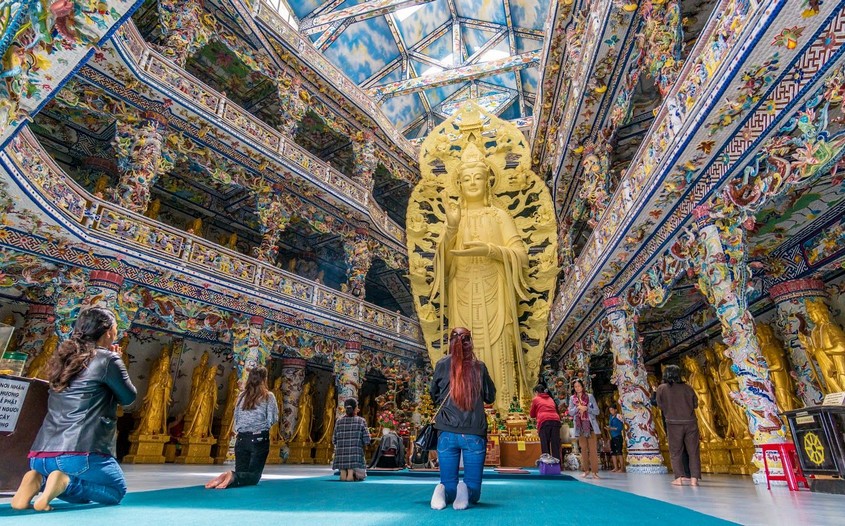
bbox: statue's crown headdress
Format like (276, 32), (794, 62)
(460, 142), (486, 168)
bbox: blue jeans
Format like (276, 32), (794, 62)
(29, 455), (127, 505)
(437, 431), (486, 505)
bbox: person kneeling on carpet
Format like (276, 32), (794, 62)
(206, 366), (278, 489)
(333, 398), (371, 481)
(12, 307), (137, 511)
(430, 327), (496, 511)
(369, 427), (406, 469)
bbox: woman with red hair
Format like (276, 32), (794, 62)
(429, 327), (496, 510)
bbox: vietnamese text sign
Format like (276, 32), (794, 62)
(0, 378), (30, 433)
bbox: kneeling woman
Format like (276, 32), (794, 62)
(12, 307), (137, 511)
(206, 366), (278, 489)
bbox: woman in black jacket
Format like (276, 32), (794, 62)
(12, 307), (137, 511)
(429, 327), (496, 511)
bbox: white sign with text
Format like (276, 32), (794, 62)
(0, 378), (30, 433)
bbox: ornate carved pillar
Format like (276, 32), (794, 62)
(112, 113), (171, 214)
(639, 0), (683, 97)
(232, 316), (268, 382)
(158, 0), (214, 67)
(252, 191), (292, 263)
(769, 278), (827, 406)
(352, 133), (377, 189)
(17, 303), (56, 360)
(691, 205), (786, 482)
(336, 340), (362, 413)
(55, 270), (134, 341)
(342, 228), (372, 298)
(277, 73), (309, 136)
(279, 357), (307, 441)
(603, 296), (667, 474)
(577, 136), (612, 229)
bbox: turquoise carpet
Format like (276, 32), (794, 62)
(0, 475), (737, 525)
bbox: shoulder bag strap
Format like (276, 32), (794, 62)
(430, 391), (451, 425)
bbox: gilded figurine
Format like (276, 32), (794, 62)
(756, 324), (801, 412)
(315, 382), (337, 444)
(25, 333), (58, 380)
(714, 343), (751, 440)
(136, 344), (174, 436)
(219, 369), (240, 439)
(799, 299), (845, 394)
(681, 354), (721, 442)
(291, 378), (315, 443)
(185, 351), (210, 424)
(184, 365), (218, 439)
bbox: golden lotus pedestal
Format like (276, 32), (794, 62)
(124, 433), (170, 464)
(729, 438), (755, 475)
(214, 436), (235, 465)
(313, 443), (333, 465)
(175, 436), (215, 464)
(266, 439), (284, 465)
(287, 441), (315, 464)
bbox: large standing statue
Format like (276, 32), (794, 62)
(647, 373), (668, 447)
(186, 351), (210, 423)
(756, 324), (801, 412)
(291, 377), (315, 443)
(316, 382), (337, 444)
(25, 333), (58, 380)
(407, 103), (558, 411)
(269, 377), (285, 441)
(799, 299), (845, 394)
(219, 369), (240, 438)
(136, 344), (174, 435)
(184, 365), (218, 439)
(680, 354), (721, 442)
(714, 342), (751, 440)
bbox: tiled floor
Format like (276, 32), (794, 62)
(2, 465), (843, 525)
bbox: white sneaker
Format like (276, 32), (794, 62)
(430, 483), (446, 510)
(453, 481), (469, 510)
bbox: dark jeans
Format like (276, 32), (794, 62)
(30, 454), (127, 505)
(437, 431), (486, 506)
(667, 423), (701, 479)
(230, 430), (270, 487)
(538, 420), (562, 458)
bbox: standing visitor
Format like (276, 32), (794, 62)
(205, 366), (278, 489)
(568, 379), (601, 479)
(11, 307), (137, 511)
(655, 364), (701, 486)
(530, 384), (562, 460)
(430, 327), (496, 510)
(332, 399), (371, 481)
(607, 406), (625, 472)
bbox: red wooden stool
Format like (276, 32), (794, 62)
(761, 443), (809, 491)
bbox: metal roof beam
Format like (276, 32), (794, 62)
(362, 58), (403, 89)
(369, 50), (541, 99)
(300, 0), (436, 35)
(458, 17), (544, 39)
(313, 18), (353, 50)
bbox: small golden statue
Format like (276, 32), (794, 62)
(647, 373), (668, 446)
(219, 369), (240, 439)
(26, 333), (59, 380)
(714, 343), (751, 440)
(93, 175), (110, 196)
(269, 377), (285, 441)
(315, 383), (337, 444)
(223, 232), (238, 250)
(799, 299), (845, 394)
(186, 216), (203, 235)
(756, 323), (801, 412)
(184, 365), (218, 439)
(291, 378), (315, 443)
(136, 344), (174, 436)
(681, 354), (721, 442)
(144, 198), (161, 220)
(186, 351), (210, 423)
(408, 102), (558, 412)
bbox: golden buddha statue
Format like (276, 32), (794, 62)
(291, 378), (315, 443)
(714, 343), (752, 440)
(136, 344), (174, 436)
(647, 373), (668, 446)
(184, 365), (218, 439)
(269, 377), (285, 441)
(756, 323), (801, 412)
(224, 232), (238, 250)
(186, 216), (203, 235)
(26, 333), (58, 380)
(799, 299), (845, 394)
(407, 103), (557, 413)
(703, 346), (728, 435)
(315, 383), (337, 444)
(144, 198), (161, 220)
(93, 175), (109, 196)
(681, 354), (721, 442)
(186, 351), (210, 421)
(219, 369), (240, 439)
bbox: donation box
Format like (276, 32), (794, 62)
(0, 375), (49, 491)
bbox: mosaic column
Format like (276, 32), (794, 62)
(112, 113), (171, 214)
(54, 270), (134, 341)
(336, 340), (362, 413)
(351, 133), (377, 190)
(17, 304), (56, 359)
(158, 0), (214, 67)
(603, 297), (667, 474)
(277, 73), (308, 136)
(232, 316), (269, 382)
(769, 279), (827, 406)
(691, 205), (786, 482)
(253, 193), (292, 263)
(279, 357), (307, 441)
(342, 228), (372, 298)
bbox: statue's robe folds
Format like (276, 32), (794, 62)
(433, 206), (529, 411)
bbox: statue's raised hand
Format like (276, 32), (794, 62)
(443, 191), (461, 229)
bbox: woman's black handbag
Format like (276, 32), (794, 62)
(414, 392), (450, 451)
